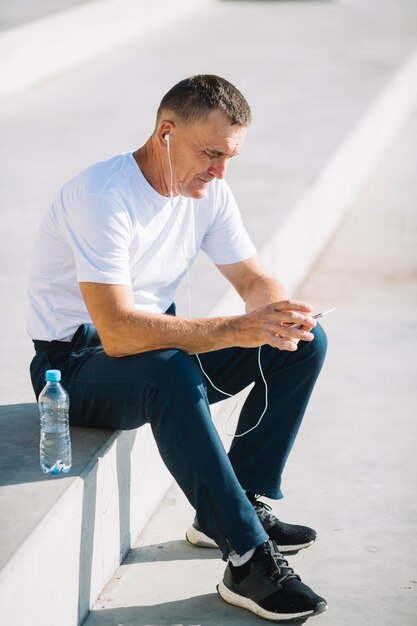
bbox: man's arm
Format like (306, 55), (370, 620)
(216, 254), (290, 313)
(80, 264), (316, 358)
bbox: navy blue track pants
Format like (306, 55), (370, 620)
(30, 305), (327, 558)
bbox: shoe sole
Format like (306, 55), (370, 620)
(217, 580), (327, 622)
(185, 524), (219, 548)
(186, 525), (315, 553)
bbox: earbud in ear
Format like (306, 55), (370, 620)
(164, 132), (170, 144)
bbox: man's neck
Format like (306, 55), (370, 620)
(133, 136), (170, 197)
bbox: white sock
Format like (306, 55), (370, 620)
(228, 547), (256, 567)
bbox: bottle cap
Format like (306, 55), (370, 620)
(45, 369), (61, 382)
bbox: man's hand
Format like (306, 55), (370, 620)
(234, 300), (316, 352)
(216, 255), (316, 351)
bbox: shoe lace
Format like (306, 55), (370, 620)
(258, 541), (299, 585)
(248, 494), (275, 525)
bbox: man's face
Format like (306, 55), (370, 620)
(168, 109), (247, 199)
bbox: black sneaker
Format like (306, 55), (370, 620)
(247, 493), (317, 553)
(217, 539), (327, 622)
(186, 494), (317, 553)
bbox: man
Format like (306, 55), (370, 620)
(28, 75), (328, 622)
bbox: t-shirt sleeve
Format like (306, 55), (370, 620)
(201, 180), (256, 265)
(63, 193), (132, 285)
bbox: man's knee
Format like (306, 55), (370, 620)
(147, 348), (206, 398)
(310, 322), (327, 367)
(266, 321), (327, 378)
(292, 322), (327, 381)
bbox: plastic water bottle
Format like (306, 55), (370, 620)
(39, 369), (72, 474)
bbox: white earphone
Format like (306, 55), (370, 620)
(164, 132), (174, 201)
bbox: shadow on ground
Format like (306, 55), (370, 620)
(125, 539), (222, 564)
(87, 592), (310, 626)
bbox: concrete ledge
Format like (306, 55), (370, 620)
(0, 0), (213, 99)
(0, 404), (172, 626)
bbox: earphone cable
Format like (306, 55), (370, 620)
(165, 133), (268, 438)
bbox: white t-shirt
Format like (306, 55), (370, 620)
(27, 152), (256, 341)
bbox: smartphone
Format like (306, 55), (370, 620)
(313, 307), (336, 320)
(290, 307), (335, 329)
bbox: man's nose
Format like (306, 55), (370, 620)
(208, 157), (228, 180)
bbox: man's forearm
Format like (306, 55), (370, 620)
(106, 275), (291, 357)
(104, 310), (241, 357)
(244, 275), (290, 313)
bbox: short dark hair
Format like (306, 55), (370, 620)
(156, 74), (251, 127)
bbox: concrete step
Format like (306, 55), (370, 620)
(1, 1), (417, 624)
(0, 404), (173, 625)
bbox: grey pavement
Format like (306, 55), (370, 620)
(0, 0), (100, 32)
(84, 108), (417, 625)
(1, 0), (417, 403)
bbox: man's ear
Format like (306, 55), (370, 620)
(157, 121), (175, 149)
